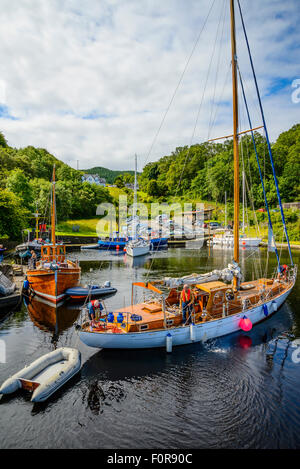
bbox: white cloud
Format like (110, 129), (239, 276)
(0, 0), (299, 171)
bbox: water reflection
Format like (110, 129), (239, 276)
(0, 246), (299, 449)
(25, 296), (81, 343)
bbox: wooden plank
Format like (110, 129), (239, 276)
(19, 379), (40, 392)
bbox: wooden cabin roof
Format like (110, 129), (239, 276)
(196, 281), (228, 292)
(116, 302), (178, 325)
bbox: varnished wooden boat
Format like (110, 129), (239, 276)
(27, 166), (80, 304)
(78, 1), (297, 351)
(27, 254), (80, 303)
(79, 273), (296, 349)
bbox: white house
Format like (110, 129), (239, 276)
(82, 174), (106, 186)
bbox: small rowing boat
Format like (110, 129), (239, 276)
(0, 347), (81, 402)
(65, 283), (117, 302)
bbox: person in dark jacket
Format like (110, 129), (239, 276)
(88, 299), (104, 324)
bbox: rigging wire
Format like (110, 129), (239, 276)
(237, 0), (293, 266)
(238, 76), (263, 279)
(142, 0), (217, 169)
(208, 62), (231, 142)
(238, 65), (281, 268)
(173, 0), (226, 198)
(207, 0), (228, 140)
(143, 1), (228, 281)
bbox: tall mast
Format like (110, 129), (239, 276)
(242, 170), (245, 233)
(230, 0), (240, 287)
(51, 165), (56, 245)
(225, 191), (227, 227)
(134, 154), (138, 206)
(33, 203), (40, 240)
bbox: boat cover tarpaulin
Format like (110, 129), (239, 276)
(0, 272), (16, 296)
(162, 263), (242, 288)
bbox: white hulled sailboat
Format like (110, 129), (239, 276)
(78, 0), (297, 350)
(126, 154), (150, 257)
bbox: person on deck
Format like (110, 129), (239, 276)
(277, 264), (288, 282)
(88, 299), (103, 324)
(30, 250), (37, 269)
(23, 276), (30, 295)
(180, 284), (194, 325)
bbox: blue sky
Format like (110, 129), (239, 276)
(0, 0), (299, 170)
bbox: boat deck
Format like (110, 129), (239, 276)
(81, 277), (292, 335)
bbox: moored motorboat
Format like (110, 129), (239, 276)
(0, 271), (20, 314)
(98, 238), (127, 250)
(0, 347), (81, 402)
(96, 236), (167, 252)
(213, 231), (261, 247)
(65, 283), (117, 302)
(15, 239), (43, 259)
(126, 238), (150, 257)
(149, 237), (168, 249)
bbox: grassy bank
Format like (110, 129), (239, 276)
(56, 218), (117, 237)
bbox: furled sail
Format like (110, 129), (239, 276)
(162, 262), (243, 288)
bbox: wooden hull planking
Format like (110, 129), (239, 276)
(27, 266), (80, 304)
(79, 280), (294, 349)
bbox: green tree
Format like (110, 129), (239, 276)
(0, 131), (8, 148)
(6, 169), (33, 209)
(29, 178), (52, 218)
(0, 189), (29, 239)
(122, 173), (134, 184)
(147, 180), (159, 196)
(114, 175), (125, 188)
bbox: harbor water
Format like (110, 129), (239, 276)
(0, 245), (300, 449)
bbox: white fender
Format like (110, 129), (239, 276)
(190, 323), (196, 342)
(166, 333), (173, 353)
